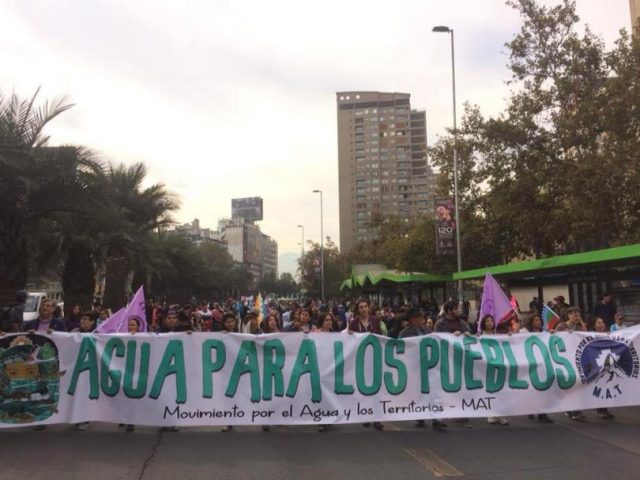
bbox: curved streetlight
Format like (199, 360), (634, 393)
(433, 24), (463, 307)
(312, 190), (325, 302)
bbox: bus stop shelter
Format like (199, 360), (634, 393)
(453, 244), (640, 323)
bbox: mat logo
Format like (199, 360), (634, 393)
(575, 337), (639, 400)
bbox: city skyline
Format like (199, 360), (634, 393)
(0, 0), (632, 275)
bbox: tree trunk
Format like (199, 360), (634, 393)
(102, 254), (130, 310)
(62, 241), (96, 311)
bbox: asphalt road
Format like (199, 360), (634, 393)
(3, 407), (640, 480)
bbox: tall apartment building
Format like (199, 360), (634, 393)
(632, 0), (640, 33)
(337, 91), (433, 254)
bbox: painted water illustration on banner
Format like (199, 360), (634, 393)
(0, 334), (62, 424)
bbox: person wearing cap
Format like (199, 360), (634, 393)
(610, 313), (625, 332)
(552, 296), (569, 316)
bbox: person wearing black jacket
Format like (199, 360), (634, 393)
(24, 299), (66, 332)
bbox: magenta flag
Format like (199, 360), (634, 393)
(480, 273), (514, 326)
(95, 307), (125, 333)
(119, 285), (148, 332)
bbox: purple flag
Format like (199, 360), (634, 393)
(94, 286), (148, 333)
(119, 285), (148, 333)
(480, 273), (514, 327)
(95, 307), (125, 333)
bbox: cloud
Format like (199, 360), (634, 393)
(0, 0), (631, 276)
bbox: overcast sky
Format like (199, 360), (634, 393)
(0, 0), (633, 275)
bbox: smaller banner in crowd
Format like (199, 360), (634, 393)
(0, 328), (639, 428)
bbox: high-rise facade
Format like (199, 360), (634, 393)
(217, 217), (278, 286)
(336, 91), (434, 254)
(632, 0), (640, 34)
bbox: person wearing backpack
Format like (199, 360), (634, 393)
(1, 290), (28, 333)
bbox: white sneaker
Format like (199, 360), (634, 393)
(487, 417), (498, 424)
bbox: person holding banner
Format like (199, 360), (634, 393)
(587, 316), (616, 420)
(519, 313), (554, 424)
(555, 307), (587, 422)
(284, 309), (313, 333)
(434, 301), (471, 336)
(555, 307), (587, 333)
(478, 314), (495, 335)
(349, 299), (383, 335)
(434, 302), (473, 428)
(262, 314), (280, 334)
(349, 299), (384, 431)
(317, 312), (340, 432)
(610, 313), (626, 332)
(24, 299), (67, 333)
(315, 312), (335, 333)
(398, 308), (441, 430)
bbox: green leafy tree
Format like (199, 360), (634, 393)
(101, 163), (178, 309)
(276, 272), (298, 297)
(430, 0), (640, 267)
(0, 89), (101, 303)
(299, 237), (347, 299)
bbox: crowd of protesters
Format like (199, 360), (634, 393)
(0, 289), (632, 432)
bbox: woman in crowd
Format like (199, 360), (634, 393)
(479, 314), (495, 336)
(425, 316), (434, 333)
(262, 313), (280, 334)
(286, 309), (313, 333)
(122, 317), (141, 432)
(315, 312), (335, 333)
(590, 315), (607, 333)
(521, 313), (554, 424)
(486, 320), (510, 426)
(316, 311), (339, 432)
(65, 304), (83, 331)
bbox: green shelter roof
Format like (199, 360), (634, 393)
(340, 269), (450, 290)
(453, 243), (640, 281)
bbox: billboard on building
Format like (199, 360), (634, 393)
(232, 197), (263, 222)
(435, 197), (456, 255)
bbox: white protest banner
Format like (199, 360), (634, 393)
(0, 329), (638, 427)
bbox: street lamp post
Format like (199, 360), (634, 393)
(433, 25), (463, 307)
(312, 190), (325, 302)
(297, 224), (304, 279)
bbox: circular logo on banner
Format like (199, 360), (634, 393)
(575, 336), (639, 400)
(0, 334), (61, 424)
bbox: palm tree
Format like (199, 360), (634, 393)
(0, 89), (96, 303)
(100, 162), (179, 309)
